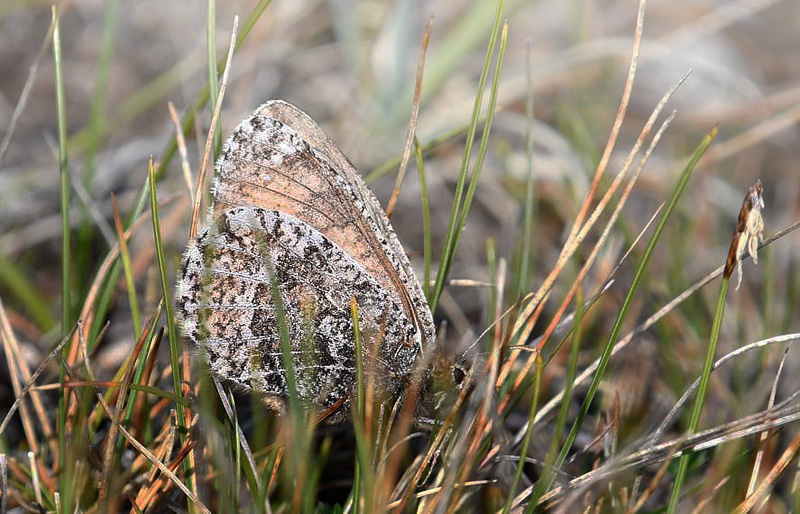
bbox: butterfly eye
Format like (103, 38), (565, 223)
(452, 365), (466, 386)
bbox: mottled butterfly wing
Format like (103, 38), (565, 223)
(211, 101), (435, 349)
(178, 207), (418, 410)
(177, 100), (435, 415)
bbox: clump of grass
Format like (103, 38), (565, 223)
(3, 0), (800, 513)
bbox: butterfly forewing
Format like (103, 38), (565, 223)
(211, 101), (434, 349)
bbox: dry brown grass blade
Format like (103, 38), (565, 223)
(503, 68), (687, 399)
(650, 333), (800, 446)
(95, 394), (210, 514)
(65, 192), (177, 368)
(189, 15), (239, 241)
(97, 321), (160, 503)
(385, 14), (433, 219)
(531, 219), (800, 435)
(562, 0), (646, 249)
(702, 101), (800, 169)
(626, 447), (678, 513)
(0, 296), (56, 460)
(501, 108), (677, 410)
(130, 410), (177, 513)
(168, 101), (195, 205)
(549, 400), (800, 504)
(745, 345), (788, 497)
(732, 428), (800, 514)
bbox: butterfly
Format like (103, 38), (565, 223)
(176, 100), (459, 422)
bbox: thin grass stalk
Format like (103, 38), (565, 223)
(534, 127), (718, 508)
(414, 139), (432, 298)
(669, 178), (764, 510)
(450, 21), (508, 304)
(385, 16), (432, 218)
(148, 159), (182, 408)
(83, 0), (117, 186)
(118, 1), (271, 244)
(429, 0), (505, 313)
(527, 287), (584, 511)
(0, 454), (6, 514)
(264, 244), (310, 511)
(667, 276), (730, 511)
(516, 36), (536, 298)
(207, 0), (221, 156)
(191, 15), (238, 239)
(351, 298), (366, 513)
(117, 302), (163, 456)
(457, 21), (508, 254)
(147, 158), (196, 506)
(52, 7), (73, 510)
(76, 0), (118, 292)
(503, 354), (542, 514)
(54, 4), (70, 339)
(112, 194), (142, 338)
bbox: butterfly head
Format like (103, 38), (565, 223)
(414, 351), (472, 426)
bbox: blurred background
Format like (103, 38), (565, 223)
(1, 0), (799, 509)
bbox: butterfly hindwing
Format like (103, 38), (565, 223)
(178, 206), (418, 410)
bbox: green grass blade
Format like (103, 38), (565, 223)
(75, 0), (118, 298)
(148, 160), (182, 420)
(82, 0), (117, 186)
(148, 158), (196, 508)
(117, 301), (162, 456)
(52, 7), (73, 511)
(53, 8), (70, 336)
(207, 0), (221, 156)
(414, 139), (432, 298)
(526, 287), (584, 512)
(112, 196), (141, 338)
(455, 22), (507, 250)
(516, 37), (536, 298)
(503, 353), (542, 514)
(667, 274), (730, 511)
(351, 299), (365, 514)
(430, 0), (506, 313)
